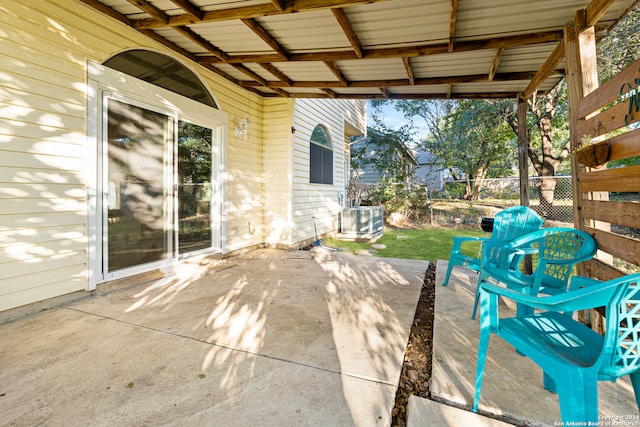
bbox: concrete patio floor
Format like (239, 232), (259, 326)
(4, 250), (636, 426)
(1, 249), (430, 426)
(428, 260), (639, 426)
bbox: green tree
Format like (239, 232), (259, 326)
(371, 99), (516, 200)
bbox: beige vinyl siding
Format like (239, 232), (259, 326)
(291, 98), (365, 244)
(263, 98), (294, 246)
(1, 0), (265, 311)
(224, 89), (265, 252)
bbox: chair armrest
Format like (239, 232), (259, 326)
(451, 236), (487, 252)
(478, 279), (621, 314)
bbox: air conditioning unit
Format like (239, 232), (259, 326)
(339, 206), (384, 240)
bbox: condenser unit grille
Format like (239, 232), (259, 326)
(341, 206), (383, 235)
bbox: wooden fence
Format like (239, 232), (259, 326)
(576, 57), (640, 280)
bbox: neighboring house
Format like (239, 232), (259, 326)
(1, 2), (364, 314)
(350, 129), (417, 187)
(412, 150), (452, 191)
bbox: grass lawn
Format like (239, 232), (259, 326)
(323, 227), (486, 261)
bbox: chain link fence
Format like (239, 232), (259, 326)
(440, 176), (574, 223)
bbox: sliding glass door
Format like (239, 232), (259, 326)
(100, 97), (219, 279)
(177, 121), (213, 254)
(105, 98), (171, 272)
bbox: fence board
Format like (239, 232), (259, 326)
(584, 258), (626, 281)
(581, 199), (640, 230)
(579, 164), (640, 192)
(608, 127), (640, 162)
(578, 57), (640, 119)
(585, 226), (640, 266)
(579, 99), (638, 139)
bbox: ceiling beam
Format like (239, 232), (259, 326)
(402, 57), (415, 85)
(198, 30), (562, 64)
(135, 0), (390, 29)
(488, 48), (504, 81)
(449, 0), (457, 52)
(332, 8), (363, 58)
(126, 0), (169, 24)
(281, 91), (518, 99)
(169, 0), (204, 21)
(241, 71), (540, 88)
(242, 18), (290, 59)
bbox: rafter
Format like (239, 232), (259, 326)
(198, 31), (562, 64)
(173, 26), (229, 61)
(379, 87), (389, 98)
(323, 61), (349, 86)
(135, 0), (389, 29)
(242, 18), (290, 59)
(78, 0), (132, 25)
(332, 8), (363, 58)
(402, 57), (415, 85)
(449, 0), (458, 52)
(138, 29), (197, 61)
(488, 48), (504, 81)
(232, 64), (290, 97)
(523, 42), (565, 99)
(259, 63), (293, 86)
(321, 88), (337, 98)
(126, 0), (169, 24)
(584, 0), (618, 27)
(271, 0), (286, 12)
(169, 0), (204, 21)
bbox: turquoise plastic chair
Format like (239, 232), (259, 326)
(473, 273), (640, 423)
(474, 227), (597, 319)
(442, 206), (543, 288)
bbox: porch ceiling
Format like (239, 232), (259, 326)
(80, 0), (638, 99)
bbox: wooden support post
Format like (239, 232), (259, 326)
(517, 94), (533, 274)
(517, 95), (530, 207)
(565, 11), (610, 329)
(565, 14), (600, 232)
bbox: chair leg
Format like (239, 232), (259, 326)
(473, 307), (492, 412)
(543, 372), (557, 394)
(556, 372), (598, 423)
(442, 260), (456, 287)
(471, 286), (480, 320)
(630, 370), (640, 412)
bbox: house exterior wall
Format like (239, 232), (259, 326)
(0, 0), (366, 314)
(0, 0), (264, 312)
(263, 98), (294, 246)
(291, 99), (365, 245)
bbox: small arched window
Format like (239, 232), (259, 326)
(309, 125), (333, 185)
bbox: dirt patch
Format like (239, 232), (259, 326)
(391, 261), (435, 427)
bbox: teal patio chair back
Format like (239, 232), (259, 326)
(473, 273), (640, 423)
(473, 227), (598, 318)
(442, 206), (543, 288)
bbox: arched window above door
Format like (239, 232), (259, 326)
(103, 49), (217, 109)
